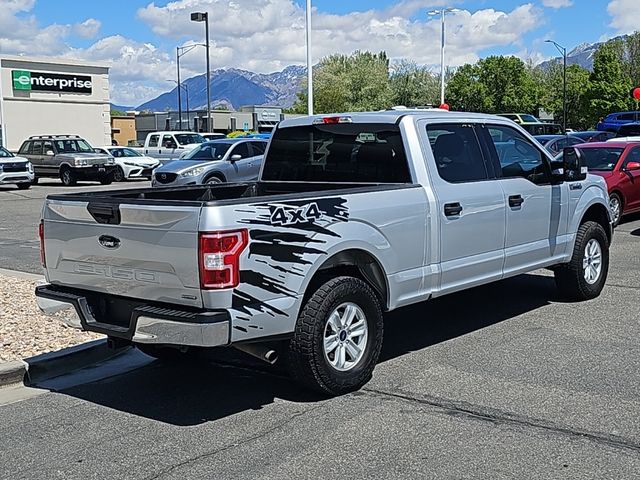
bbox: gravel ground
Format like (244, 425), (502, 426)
(0, 273), (101, 362)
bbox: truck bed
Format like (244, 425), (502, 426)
(45, 181), (410, 206)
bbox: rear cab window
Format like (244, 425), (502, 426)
(262, 123), (412, 183)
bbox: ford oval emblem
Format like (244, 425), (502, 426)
(98, 235), (121, 249)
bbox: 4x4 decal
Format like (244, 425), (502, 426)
(269, 202), (323, 226)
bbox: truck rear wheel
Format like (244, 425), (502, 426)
(555, 221), (609, 300)
(287, 276), (383, 396)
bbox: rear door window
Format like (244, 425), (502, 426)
(31, 140), (43, 155)
(148, 135), (159, 147)
(426, 123), (489, 183)
(262, 123), (411, 183)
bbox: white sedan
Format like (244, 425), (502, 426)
(95, 147), (160, 181)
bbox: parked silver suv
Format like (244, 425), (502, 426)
(18, 135), (116, 186)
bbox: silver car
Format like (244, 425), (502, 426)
(152, 138), (266, 187)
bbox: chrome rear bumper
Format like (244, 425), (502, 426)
(35, 285), (230, 347)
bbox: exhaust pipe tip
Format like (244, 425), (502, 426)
(234, 343), (279, 365)
(264, 350), (278, 365)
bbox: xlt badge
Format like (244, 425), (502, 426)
(98, 235), (121, 249)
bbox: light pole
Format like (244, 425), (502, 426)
(428, 8), (460, 106)
(306, 0), (313, 116)
(191, 12), (211, 132)
(176, 44), (203, 131)
(167, 80), (190, 130)
(546, 39), (567, 132)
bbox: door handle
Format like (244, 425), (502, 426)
(508, 195), (524, 207)
(444, 202), (463, 216)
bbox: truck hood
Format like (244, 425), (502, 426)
(154, 159), (221, 174)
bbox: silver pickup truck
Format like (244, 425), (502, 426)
(36, 111), (612, 395)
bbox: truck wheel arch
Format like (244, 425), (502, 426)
(580, 203), (612, 244)
(303, 249), (389, 311)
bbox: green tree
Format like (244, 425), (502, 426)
(291, 51), (392, 114)
(389, 60), (440, 107)
(538, 63), (592, 129)
(446, 56), (540, 114)
(586, 39), (632, 126)
(110, 109), (125, 116)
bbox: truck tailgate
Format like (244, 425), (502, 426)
(42, 199), (203, 308)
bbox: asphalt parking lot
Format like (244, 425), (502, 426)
(1, 180), (640, 479)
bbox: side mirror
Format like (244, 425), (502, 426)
(46, 150), (54, 156)
(624, 161), (640, 171)
(229, 154), (242, 162)
(562, 147), (588, 182)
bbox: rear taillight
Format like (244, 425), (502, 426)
(38, 221), (46, 267)
(199, 229), (248, 289)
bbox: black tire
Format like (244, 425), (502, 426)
(99, 176), (113, 185)
(16, 183), (31, 190)
(287, 276), (384, 396)
(205, 174), (224, 184)
(113, 166), (125, 182)
(135, 343), (195, 362)
(555, 221), (609, 301)
(32, 176), (39, 185)
(60, 167), (77, 186)
(609, 193), (622, 228)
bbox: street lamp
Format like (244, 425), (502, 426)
(167, 80), (190, 131)
(191, 12), (211, 132)
(176, 44), (202, 130)
(427, 8), (460, 106)
(545, 39), (568, 132)
(306, 0), (313, 116)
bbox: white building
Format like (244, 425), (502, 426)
(0, 56), (111, 151)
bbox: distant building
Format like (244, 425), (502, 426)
(0, 55), (111, 150)
(110, 116), (136, 146)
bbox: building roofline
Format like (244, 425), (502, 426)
(0, 54), (110, 70)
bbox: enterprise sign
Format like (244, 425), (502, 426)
(12, 70), (92, 94)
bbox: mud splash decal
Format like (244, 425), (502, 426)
(230, 197), (349, 334)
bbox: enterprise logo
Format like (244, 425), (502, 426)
(12, 70), (93, 94)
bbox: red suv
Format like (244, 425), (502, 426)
(577, 142), (640, 226)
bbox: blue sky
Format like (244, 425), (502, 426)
(2, 0), (637, 105)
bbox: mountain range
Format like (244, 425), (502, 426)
(112, 36), (620, 114)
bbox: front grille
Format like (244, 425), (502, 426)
(141, 168), (154, 176)
(2, 163), (28, 173)
(155, 172), (177, 184)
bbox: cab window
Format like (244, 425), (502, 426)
(148, 135), (159, 148)
(426, 123), (488, 183)
(483, 125), (549, 184)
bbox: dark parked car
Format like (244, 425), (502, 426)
(570, 131), (617, 143)
(534, 134), (585, 155)
(596, 111), (640, 132)
(577, 141), (640, 226)
(615, 123), (640, 138)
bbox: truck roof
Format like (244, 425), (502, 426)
(278, 109), (517, 128)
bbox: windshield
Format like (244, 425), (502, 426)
(519, 114), (538, 123)
(175, 134), (205, 145)
(183, 142), (232, 160)
(54, 139), (94, 153)
(0, 147), (13, 158)
(536, 138), (551, 145)
(579, 147), (623, 171)
(109, 148), (142, 158)
(262, 123), (411, 183)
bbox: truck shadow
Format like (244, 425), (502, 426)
(51, 272), (557, 426)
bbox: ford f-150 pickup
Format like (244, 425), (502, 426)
(36, 110), (613, 395)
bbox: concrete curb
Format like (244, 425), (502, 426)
(0, 360), (28, 388)
(0, 267), (44, 281)
(0, 340), (131, 388)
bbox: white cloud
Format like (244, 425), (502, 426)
(74, 18), (101, 39)
(0, 0), (547, 106)
(541, 0), (573, 8)
(607, 0), (640, 33)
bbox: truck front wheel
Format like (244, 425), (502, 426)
(287, 276), (383, 396)
(555, 221), (609, 300)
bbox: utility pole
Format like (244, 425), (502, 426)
(428, 8), (460, 106)
(191, 12), (212, 132)
(306, 0), (313, 116)
(176, 47), (182, 130)
(546, 39), (568, 132)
